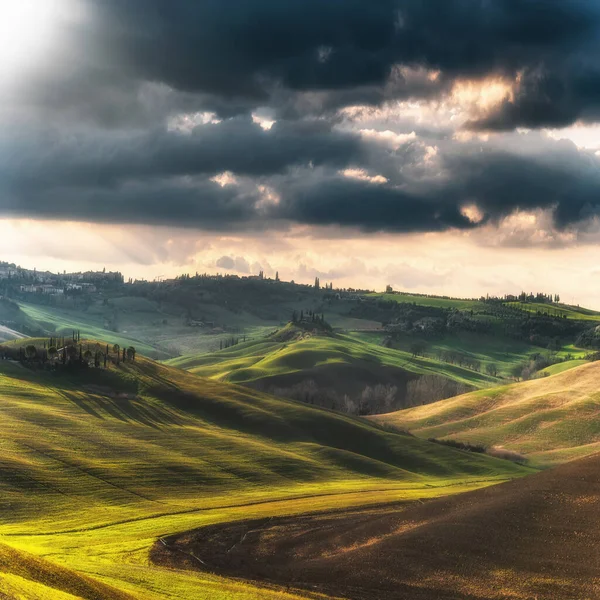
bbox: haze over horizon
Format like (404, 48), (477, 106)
(3, 1), (600, 307)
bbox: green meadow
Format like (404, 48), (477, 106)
(504, 301), (600, 321)
(0, 351), (529, 599)
(17, 302), (167, 359)
(367, 292), (483, 310)
(166, 326), (499, 390)
(353, 331), (587, 378)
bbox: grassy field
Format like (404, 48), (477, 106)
(504, 301), (600, 321)
(166, 326), (500, 395)
(0, 353), (529, 599)
(18, 302), (167, 358)
(367, 292), (482, 310)
(372, 360), (600, 467)
(537, 359), (589, 376)
(367, 292), (600, 322)
(351, 331), (587, 379)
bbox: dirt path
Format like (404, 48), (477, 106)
(152, 453), (600, 599)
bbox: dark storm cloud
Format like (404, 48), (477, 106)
(4, 117), (600, 234)
(88, 0), (596, 92)
(0, 176), (262, 230)
(24, 0), (600, 126)
(2, 118), (363, 189)
(467, 65), (600, 131)
(271, 135), (600, 233)
(274, 175), (476, 233)
(7, 0), (600, 238)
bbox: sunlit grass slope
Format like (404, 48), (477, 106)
(18, 301), (167, 358)
(167, 325), (498, 392)
(373, 360), (600, 467)
(505, 301), (600, 321)
(0, 353), (528, 599)
(0, 542), (135, 600)
(367, 292), (482, 310)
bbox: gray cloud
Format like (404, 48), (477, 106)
(2, 117), (363, 189)
(216, 256), (235, 270)
(216, 256), (251, 273)
(14, 0), (600, 127)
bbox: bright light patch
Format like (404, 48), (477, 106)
(461, 204), (484, 224)
(341, 169), (388, 184)
(252, 114), (275, 130)
(451, 77), (514, 114)
(257, 184), (281, 208)
(211, 172), (237, 187)
(0, 0), (73, 80)
(547, 123), (600, 151)
(359, 129), (416, 149)
(168, 111), (221, 133)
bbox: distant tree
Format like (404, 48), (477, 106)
(510, 364), (523, 381)
(485, 363), (498, 377)
(409, 341), (427, 357)
(126, 346), (136, 361)
(314, 277), (320, 290)
(66, 345), (78, 362)
(48, 346), (58, 361)
(25, 345), (37, 360)
(83, 349), (93, 363)
(122, 348), (126, 362)
(275, 271), (280, 282)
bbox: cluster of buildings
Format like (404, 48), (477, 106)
(19, 283), (98, 296)
(0, 262), (122, 298)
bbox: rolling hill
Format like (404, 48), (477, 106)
(165, 324), (501, 413)
(0, 349), (528, 599)
(372, 360), (600, 466)
(156, 452), (600, 600)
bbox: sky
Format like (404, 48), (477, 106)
(2, 0), (600, 306)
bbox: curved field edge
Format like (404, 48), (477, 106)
(0, 353), (530, 599)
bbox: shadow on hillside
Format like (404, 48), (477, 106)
(60, 390), (185, 429)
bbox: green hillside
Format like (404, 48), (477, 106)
(372, 360), (600, 467)
(0, 352), (528, 599)
(17, 301), (171, 359)
(367, 292), (482, 310)
(166, 325), (502, 413)
(505, 301), (600, 321)
(352, 330), (586, 379)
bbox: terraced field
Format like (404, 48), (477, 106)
(0, 354), (527, 599)
(373, 360), (600, 466)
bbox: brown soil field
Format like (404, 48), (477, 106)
(152, 453), (600, 600)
